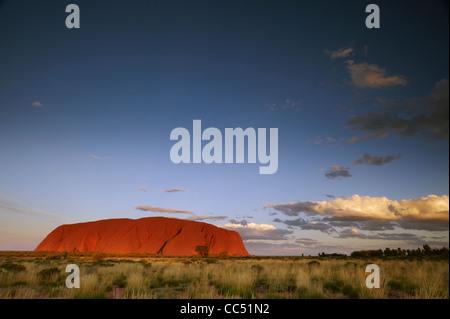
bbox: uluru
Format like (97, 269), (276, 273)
(34, 217), (250, 256)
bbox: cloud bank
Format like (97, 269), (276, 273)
(264, 194), (449, 232)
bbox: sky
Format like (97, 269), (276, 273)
(0, 0), (448, 255)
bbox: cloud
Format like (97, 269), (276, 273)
(324, 194), (336, 199)
(325, 166), (352, 179)
(236, 215), (254, 219)
(266, 99), (302, 112)
(0, 199), (57, 217)
(345, 130), (390, 144)
(310, 131), (391, 146)
(346, 60), (407, 88)
(160, 188), (189, 193)
(228, 219), (248, 226)
(369, 232), (421, 242)
(307, 135), (343, 146)
(353, 153), (402, 166)
(134, 205), (227, 222)
(326, 219), (396, 231)
(221, 220), (293, 240)
(89, 154), (112, 160)
(134, 205), (193, 214)
(346, 79), (449, 141)
(281, 99), (302, 111)
(325, 47), (354, 59)
(334, 105), (355, 113)
(32, 101), (42, 107)
(335, 229), (447, 247)
(185, 215), (228, 221)
(295, 238), (320, 246)
(336, 228), (366, 238)
(264, 194), (449, 232)
(136, 186), (149, 192)
(274, 217), (335, 234)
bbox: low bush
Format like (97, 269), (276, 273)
(37, 267), (60, 280)
(112, 274), (127, 288)
(0, 262), (26, 273)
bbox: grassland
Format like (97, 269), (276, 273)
(0, 251), (448, 299)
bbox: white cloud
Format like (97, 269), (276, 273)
(89, 154), (111, 160)
(221, 220), (292, 240)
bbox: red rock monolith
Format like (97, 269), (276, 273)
(34, 217), (249, 256)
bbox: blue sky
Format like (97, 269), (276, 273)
(0, 0), (448, 254)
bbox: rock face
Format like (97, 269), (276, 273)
(34, 217), (249, 256)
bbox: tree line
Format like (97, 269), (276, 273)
(350, 245), (449, 257)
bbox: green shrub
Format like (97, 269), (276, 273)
(149, 277), (190, 289)
(0, 262), (26, 273)
(213, 282), (253, 299)
(262, 292), (283, 299)
(93, 261), (115, 267)
(323, 278), (359, 298)
(254, 278), (268, 292)
(323, 278), (344, 293)
(10, 281), (27, 287)
(387, 279), (417, 295)
(45, 253), (63, 260)
(341, 285), (359, 299)
(73, 291), (108, 299)
(112, 274), (127, 288)
(301, 292), (326, 299)
(296, 286), (309, 298)
(251, 264), (264, 275)
(38, 267), (60, 280)
(308, 260), (320, 266)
